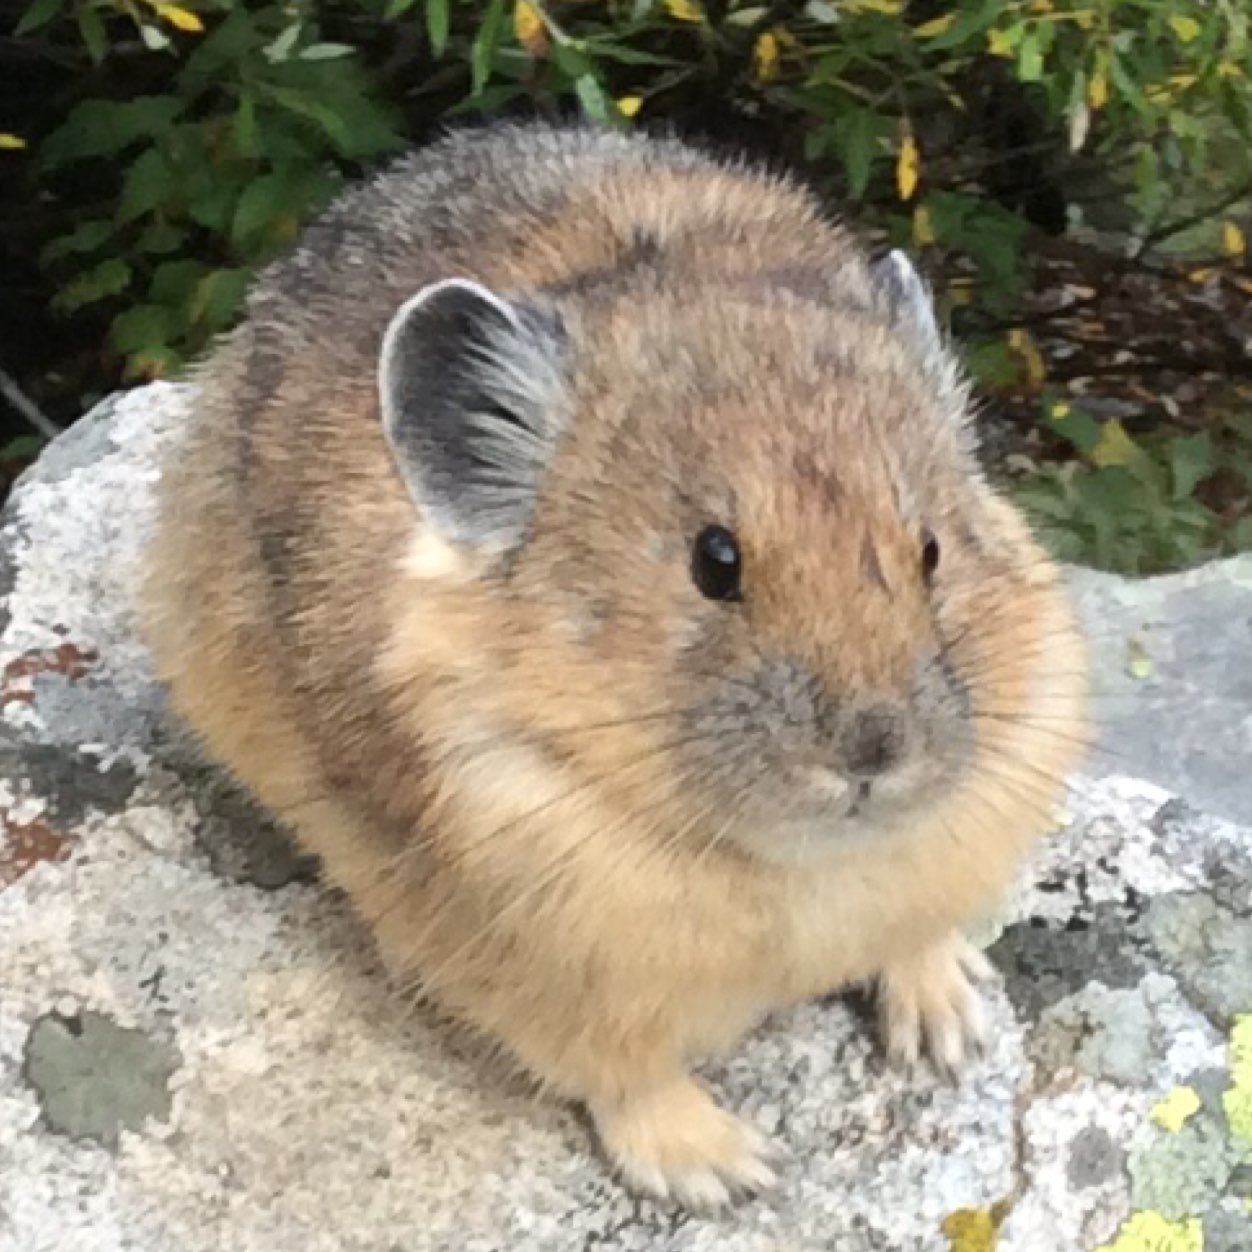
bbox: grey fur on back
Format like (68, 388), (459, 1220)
(243, 123), (720, 350)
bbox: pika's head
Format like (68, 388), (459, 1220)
(378, 252), (1085, 864)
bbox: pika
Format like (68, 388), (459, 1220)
(142, 122), (1087, 1208)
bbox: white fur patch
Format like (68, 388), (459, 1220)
(402, 528), (471, 582)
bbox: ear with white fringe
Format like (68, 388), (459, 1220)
(870, 249), (943, 359)
(378, 278), (569, 554)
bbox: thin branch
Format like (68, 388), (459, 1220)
(0, 367), (62, 441)
(1133, 179), (1252, 258)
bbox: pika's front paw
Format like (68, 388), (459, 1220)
(877, 934), (994, 1084)
(592, 1077), (779, 1212)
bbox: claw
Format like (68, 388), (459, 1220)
(595, 1078), (780, 1212)
(878, 934), (996, 1084)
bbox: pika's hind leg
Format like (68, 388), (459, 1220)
(876, 932), (994, 1084)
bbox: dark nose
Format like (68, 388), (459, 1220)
(841, 704), (907, 777)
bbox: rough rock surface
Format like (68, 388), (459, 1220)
(0, 384), (1248, 1252)
(1072, 559), (1252, 828)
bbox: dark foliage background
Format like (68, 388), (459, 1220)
(1, 0), (1250, 571)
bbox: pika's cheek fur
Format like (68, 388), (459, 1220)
(141, 121), (1088, 1211)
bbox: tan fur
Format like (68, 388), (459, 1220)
(141, 123), (1088, 1208)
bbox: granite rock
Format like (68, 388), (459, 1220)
(0, 385), (1248, 1252)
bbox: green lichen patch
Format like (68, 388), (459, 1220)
(1145, 895), (1252, 1025)
(1131, 1112), (1239, 1220)
(22, 1011), (180, 1148)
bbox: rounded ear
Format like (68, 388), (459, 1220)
(378, 277), (569, 554)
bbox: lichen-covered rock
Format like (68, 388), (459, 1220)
(0, 385), (1248, 1252)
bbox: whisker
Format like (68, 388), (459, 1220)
(398, 784), (694, 1000)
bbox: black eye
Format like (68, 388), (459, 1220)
(921, 529), (940, 585)
(692, 525), (742, 602)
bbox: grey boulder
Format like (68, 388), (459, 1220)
(0, 384), (1248, 1252)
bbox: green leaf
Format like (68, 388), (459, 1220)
(264, 24), (302, 64)
(1108, 49), (1151, 115)
(140, 24), (171, 52)
(299, 43), (355, 61)
(109, 304), (175, 354)
(1168, 432), (1214, 500)
(265, 85), (353, 149)
(553, 41), (596, 80)
(831, 107), (883, 199)
(234, 93), (258, 159)
(1230, 517), (1252, 551)
(188, 267), (250, 331)
(264, 85), (399, 158)
(924, 0), (997, 51)
(385, 0), (418, 15)
(150, 259), (207, 305)
(966, 339), (1018, 389)
(574, 74), (616, 126)
(725, 6), (769, 26)
(231, 172), (300, 245)
(446, 83), (525, 115)
(1017, 29), (1043, 82)
(177, 8), (261, 86)
(426, 0), (450, 56)
(55, 257), (131, 311)
(41, 97), (183, 169)
(0, 435), (46, 460)
(583, 40), (679, 68)
(77, 5), (107, 62)
(1043, 403), (1101, 455)
(185, 183), (237, 232)
(15, 0), (64, 36)
(122, 345), (181, 380)
(471, 0), (506, 95)
(136, 220), (187, 255)
(117, 148), (177, 225)
(41, 219), (114, 264)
